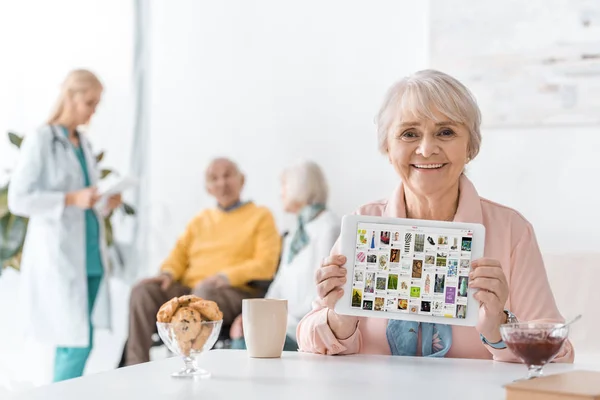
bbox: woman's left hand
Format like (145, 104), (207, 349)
(107, 194), (122, 211)
(469, 258), (509, 342)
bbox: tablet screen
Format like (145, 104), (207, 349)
(352, 222), (474, 319)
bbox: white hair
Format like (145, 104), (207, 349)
(376, 69), (482, 160)
(282, 160), (328, 206)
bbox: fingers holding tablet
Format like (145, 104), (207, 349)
(317, 278), (346, 308)
(320, 255), (347, 269)
(469, 257), (509, 339)
(316, 254), (348, 309)
(315, 264), (346, 284)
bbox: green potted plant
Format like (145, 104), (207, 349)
(0, 131), (136, 275)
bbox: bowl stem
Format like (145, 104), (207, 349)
(172, 356), (211, 379)
(526, 365), (544, 379)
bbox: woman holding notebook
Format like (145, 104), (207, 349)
(296, 69), (574, 363)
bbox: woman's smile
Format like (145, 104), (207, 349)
(411, 163), (448, 171)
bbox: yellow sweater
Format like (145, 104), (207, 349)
(161, 203), (281, 288)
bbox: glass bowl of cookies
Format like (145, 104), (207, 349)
(156, 295), (223, 378)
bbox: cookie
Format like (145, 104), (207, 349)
(178, 295), (223, 320)
(171, 307), (203, 342)
(188, 299), (223, 321)
(192, 324), (214, 351)
(156, 297), (180, 323)
(156, 294), (223, 356)
(177, 338), (193, 357)
(177, 295), (199, 307)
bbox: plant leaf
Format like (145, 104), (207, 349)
(7, 132), (23, 148)
(100, 169), (112, 179)
(104, 217), (114, 247)
(0, 213), (28, 263)
(0, 185), (9, 217)
(3, 253), (22, 272)
(122, 202), (136, 215)
(95, 151), (105, 163)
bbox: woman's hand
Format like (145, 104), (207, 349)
(66, 187), (99, 209)
(469, 258), (509, 343)
(316, 254), (358, 339)
(230, 314), (243, 339)
(107, 193), (122, 211)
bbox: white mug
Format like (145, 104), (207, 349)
(242, 299), (287, 358)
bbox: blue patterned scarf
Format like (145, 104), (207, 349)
(287, 204), (326, 264)
(386, 320), (452, 357)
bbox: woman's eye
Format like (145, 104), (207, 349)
(439, 129), (455, 137)
(401, 131), (419, 139)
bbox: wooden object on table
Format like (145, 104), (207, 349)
(505, 370), (600, 400)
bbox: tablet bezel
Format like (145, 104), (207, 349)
(334, 214), (485, 327)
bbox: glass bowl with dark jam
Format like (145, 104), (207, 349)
(500, 322), (569, 380)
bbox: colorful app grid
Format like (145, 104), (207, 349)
(351, 222), (474, 319)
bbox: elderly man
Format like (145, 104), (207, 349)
(123, 158), (281, 365)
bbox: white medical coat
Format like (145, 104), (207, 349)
(8, 125), (111, 347)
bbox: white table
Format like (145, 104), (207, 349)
(9, 350), (600, 400)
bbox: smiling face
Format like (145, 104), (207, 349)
(376, 70), (482, 200)
(205, 159), (245, 208)
(387, 107), (470, 198)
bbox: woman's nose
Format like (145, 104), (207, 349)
(416, 137), (439, 158)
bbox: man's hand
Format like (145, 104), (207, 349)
(202, 274), (229, 289)
(140, 272), (174, 291)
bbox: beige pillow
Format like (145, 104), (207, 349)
(543, 252), (600, 362)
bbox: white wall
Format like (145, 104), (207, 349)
(0, 0), (134, 388)
(468, 126), (600, 254)
(147, 0), (430, 270)
(0, 0), (134, 183)
(148, 0), (599, 263)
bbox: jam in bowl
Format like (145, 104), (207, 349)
(500, 322), (569, 380)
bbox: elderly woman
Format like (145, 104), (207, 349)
(230, 160), (340, 351)
(296, 70), (574, 362)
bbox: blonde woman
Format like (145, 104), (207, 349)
(229, 161), (340, 351)
(8, 69), (122, 381)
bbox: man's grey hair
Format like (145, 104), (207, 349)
(205, 157), (242, 177)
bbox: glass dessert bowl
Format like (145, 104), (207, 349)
(500, 322), (569, 380)
(156, 320), (222, 378)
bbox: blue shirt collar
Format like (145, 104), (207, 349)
(218, 200), (248, 212)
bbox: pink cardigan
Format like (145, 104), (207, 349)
(296, 175), (574, 363)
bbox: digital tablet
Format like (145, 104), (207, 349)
(335, 214), (485, 326)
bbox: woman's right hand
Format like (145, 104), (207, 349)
(66, 188), (99, 209)
(316, 254), (359, 339)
